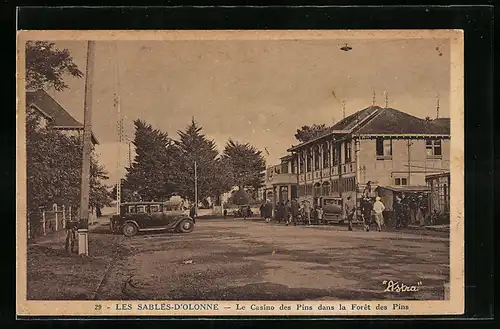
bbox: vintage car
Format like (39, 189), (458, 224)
(318, 196), (344, 223)
(232, 205), (253, 218)
(110, 202), (195, 237)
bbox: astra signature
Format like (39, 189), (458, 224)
(382, 280), (423, 292)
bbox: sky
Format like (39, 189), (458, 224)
(47, 38), (451, 184)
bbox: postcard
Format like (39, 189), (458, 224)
(16, 29), (464, 317)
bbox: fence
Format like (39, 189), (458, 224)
(28, 204), (97, 240)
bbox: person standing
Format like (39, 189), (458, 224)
(393, 194), (403, 229)
(291, 199), (299, 226)
(373, 196), (385, 232)
(362, 181), (372, 199)
(243, 205), (248, 221)
(265, 200), (273, 223)
(401, 193), (410, 228)
(284, 200), (291, 226)
(416, 194), (426, 226)
(362, 196), (373, 231)
(316, 206), (324, 225)
(344, 195), (356, 231)
(259, 201), (265, 219)
(303, 200), (312, 225)
(408, 194), (418, 225)
(189, 204), (196, 219)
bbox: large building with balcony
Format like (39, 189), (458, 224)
(286, 105), (450, 205)
(261, 155), (299, 205)
(261, 105), (450, 208)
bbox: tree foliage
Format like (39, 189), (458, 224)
(119, 118), (266, 206)
(25, 41), (83, 91)
(175, 118), (219, 202)
(123, 120), (178, 202)
(294, 124), (331, 143)
(222, 139), (266, 190)
(26, 110), (112, 219)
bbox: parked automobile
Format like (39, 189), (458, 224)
(110, 202), (195, 237)
(232, 205), (253, 218)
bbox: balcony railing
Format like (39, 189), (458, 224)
(266, 173), (297, 185)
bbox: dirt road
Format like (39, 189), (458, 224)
(89, 219), (450, 301)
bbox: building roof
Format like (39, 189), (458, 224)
(355, 108), (450, 135)
(26, 89), (99, 144)
(432, 118), (451, 128)
(376, 185), (431, 193)
(425, 171), (450, 180)
(331, 106), (381, 131)
(287, 106), (450, 152)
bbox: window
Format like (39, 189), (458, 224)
(306, 184), (313, 196)
(137, 205), (146, 213)
(323, 144), (330, 168)
(128, 206), (136, 214)
(322, 182), (331, 196)
(150, 205), (160, 213)
(426, 139), (442, 158)
(299, 156), (304, 174)
(395, 177), (408, 186)
(314, 184), (321, 197)
(376, 138), (393, 158)
(332, 146), (340, 166)
(306, 151), (312, 172)
(345, 141), (352, 163)
(291, 159), (296, 174)
(314, 146), (320, 170)
(298, 185), (306, 197)
(332, 180), (339, 193)
(281, 162), (289, 174)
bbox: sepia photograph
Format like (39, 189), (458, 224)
(16, 30), (464, 316)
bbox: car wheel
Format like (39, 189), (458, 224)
(177, 219), (194, 233)
(122, 223), (138, 237)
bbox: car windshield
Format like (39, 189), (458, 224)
(323, 199), (339, 205)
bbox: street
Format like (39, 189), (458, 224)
(27, 218), (449, 301)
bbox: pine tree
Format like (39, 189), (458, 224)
(222, 139), (266, 191)
(176, 118), (219, 202)
(123, 120), (177, 201)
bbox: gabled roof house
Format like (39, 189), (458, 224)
(26, 89), (99, 145)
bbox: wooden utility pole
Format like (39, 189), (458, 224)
(78, 40), (96, 256)
(114, 41), (122, 215)
(194, 161), (198, 217)
(407, 139), (413, 185)
(436, 94), (440, 119)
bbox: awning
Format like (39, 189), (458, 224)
(375, 185), (430, 193)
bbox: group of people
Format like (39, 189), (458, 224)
(251, 181), (428, 231)
(259, 199), (325, 226)
(393, 192), (429, 228)
(354, 181), (386, 232)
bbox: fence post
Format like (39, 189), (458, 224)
(69, 206), (72, 221)
(62, 205), (66, 228)
(42, 211), (46, 235)
(55, 204), (59, 231)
